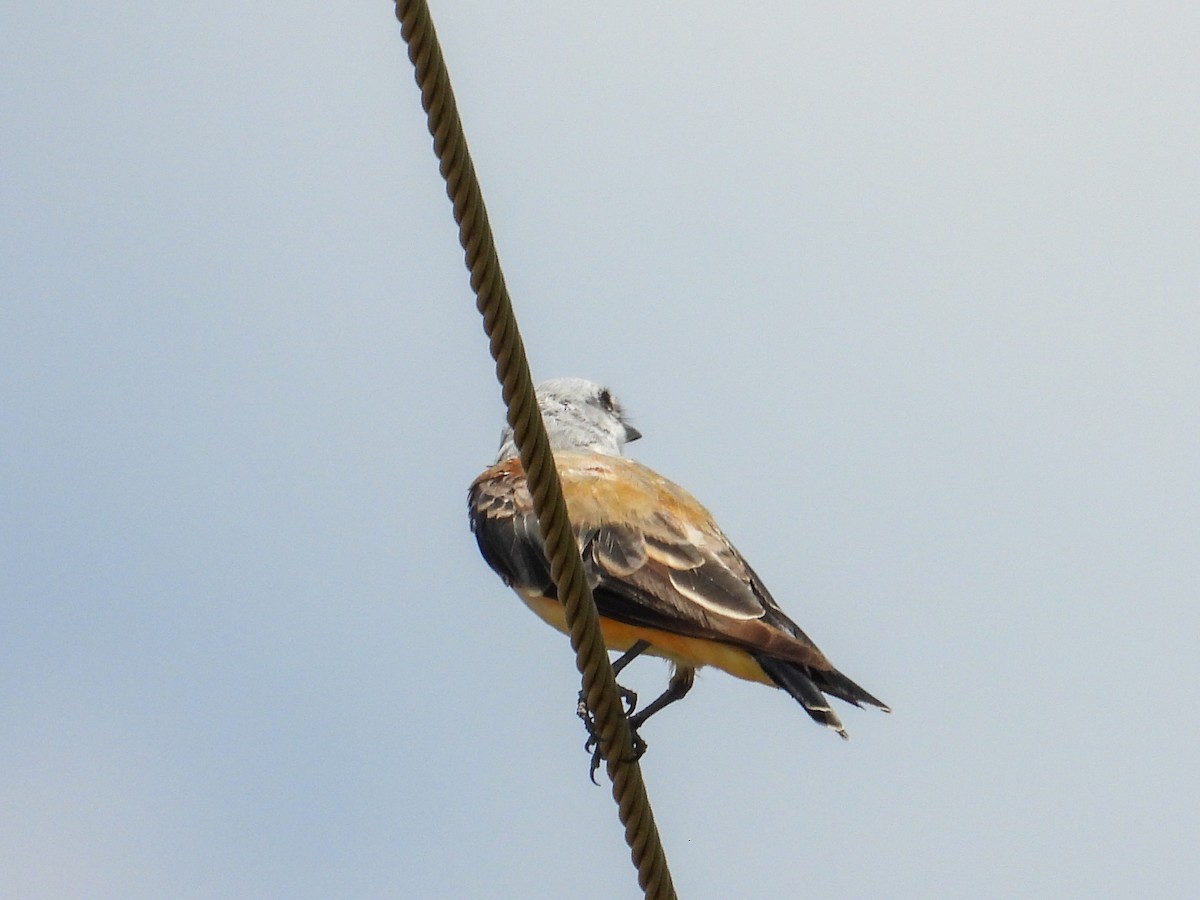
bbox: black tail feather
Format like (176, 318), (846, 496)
(754, 655), (889, 739)
(809, 667), (891, 713)
(754, 655), (847, 737)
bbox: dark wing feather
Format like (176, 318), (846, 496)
(468, 463), (554, 595)
(590, 524), (647, 578)
(583, 518), (761, 634)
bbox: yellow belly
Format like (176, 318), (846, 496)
(517, 590), (773, 685)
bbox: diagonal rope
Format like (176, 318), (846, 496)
(392, 2), (677, 897)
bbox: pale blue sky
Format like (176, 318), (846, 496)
(2, 3), (1197, 898)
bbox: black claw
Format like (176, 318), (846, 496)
(579, 684), (639, 717)
(577, 683), (646, 784)
(584, 731), (647, 783)
(588, 743), (603, 785)
(618, 684), (638, 716)
(577, 695), (602, 783)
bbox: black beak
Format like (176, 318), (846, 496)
(624, 424), (642, 443)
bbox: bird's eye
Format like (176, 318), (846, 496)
(597, 388), (614, 410)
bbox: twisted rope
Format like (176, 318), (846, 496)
(393, 3), (677, 897)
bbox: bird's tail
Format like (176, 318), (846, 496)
(753, 654), (890, 739)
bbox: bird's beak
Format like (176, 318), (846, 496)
(624, 424), (642, 443)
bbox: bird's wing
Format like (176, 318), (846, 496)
(469, 453), (834, 671)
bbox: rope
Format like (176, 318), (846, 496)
(392, 3), (677, 897)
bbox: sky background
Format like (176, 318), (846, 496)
(2, 3), (1197, 898)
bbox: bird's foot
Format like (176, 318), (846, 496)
(576, 690), (648, 785)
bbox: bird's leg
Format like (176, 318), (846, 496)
(577, 639), (649, 723)
(579, 661), (696, 783)
(610, 639), (650, 677)
(609, 639), (650, 713)
(626, 666), (696, 748)
(577, 640), (652, 782)
(585, 667), (696, 781)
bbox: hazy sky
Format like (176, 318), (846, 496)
(3, 3), (1197, 898)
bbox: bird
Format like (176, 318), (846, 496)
(468, 377), (888, 762)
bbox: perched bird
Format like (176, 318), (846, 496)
(468, 377), (888, 757)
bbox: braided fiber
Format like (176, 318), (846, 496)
(394, 3), (677, 897)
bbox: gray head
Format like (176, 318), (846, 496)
(495, 377), (642, 462)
